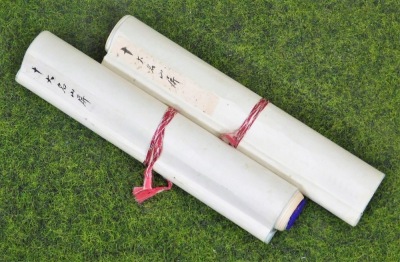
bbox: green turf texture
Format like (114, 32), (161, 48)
(1, 0), (399, 261)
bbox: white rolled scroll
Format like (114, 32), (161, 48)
(16, 31), (305, 243)
(102, 15), (385, 226)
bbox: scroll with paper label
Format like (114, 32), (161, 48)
(103, 15), (384, 226)
(16, 31), (305, 243)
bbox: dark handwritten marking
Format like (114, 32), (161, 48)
(121, 47), (133, 55)
(46, 75), (54, 84)
(167, 76), (180, 88)
(33, 66), (91, 108)
(77, 95), (90, 107)
(117, 48), (186, 91)
(147, 64), (155, 73)
(32, 67), (42, 74)
(57, 83), (67, 93)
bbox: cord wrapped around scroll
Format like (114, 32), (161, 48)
(16, 31), (305, 243)
(103, 15), (384, 227)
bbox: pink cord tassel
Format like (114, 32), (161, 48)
(133, 107), (177, 203)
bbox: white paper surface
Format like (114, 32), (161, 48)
(16, 31), (304, 243)
(103, 15), (385, 226)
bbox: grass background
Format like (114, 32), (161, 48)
(1, 0), (399, 261)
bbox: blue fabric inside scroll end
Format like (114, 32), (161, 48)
(286, 198), (307, 230)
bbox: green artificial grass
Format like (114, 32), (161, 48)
(1, 0), (399, 261)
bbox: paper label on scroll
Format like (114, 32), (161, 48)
(109, 35), (219, 115)
(22, 55), (94, 111)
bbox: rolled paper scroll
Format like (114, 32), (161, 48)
(102, 15), (385, 226)
(16, 31), (305, 243)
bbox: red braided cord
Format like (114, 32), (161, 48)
(133, 107), (177, 203)
(220, 98), (268, 148)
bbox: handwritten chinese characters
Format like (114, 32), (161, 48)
(120, 46), (181, 89)
(32, 67), (42, 74)
(109, 37), (219, 115)
(166, 76), (180, 88)
(31, 66), (91, 108)
(121, 47), (133, 55)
